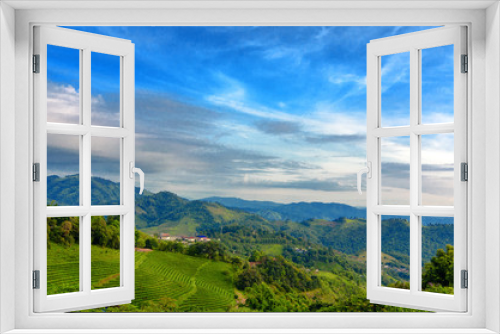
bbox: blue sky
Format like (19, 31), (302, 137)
(46, 26), (455, 206)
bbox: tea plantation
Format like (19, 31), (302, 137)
(47, 242), (236, 312)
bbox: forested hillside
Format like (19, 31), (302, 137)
(46, 175), (455, 312)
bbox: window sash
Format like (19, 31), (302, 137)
(366, 26), (468, 312)
(33, 26), (136, 313)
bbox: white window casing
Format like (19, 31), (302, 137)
(0, 2), (497, 333)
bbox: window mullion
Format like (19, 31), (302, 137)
(82, 48), (92, 294)
(409, 47), (420, 293)
(122, 51), (135, 295)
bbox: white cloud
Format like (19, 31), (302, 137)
(47, 82), (80, 124)
(47, 82), (120, 126)
(327, 69), (366, 87)
(380, 52), (410, 93)
(207, 77), (366, 138)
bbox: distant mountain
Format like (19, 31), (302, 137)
(134, 191), (269, 231)
(202, 196), (282, 210)
(47, 174), (151, 207)
(47, 175), (80, 206)
(202, 196), (367, 222)
(202, 196), (453, 226)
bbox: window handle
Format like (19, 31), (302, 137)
(129, 162), (145, 195)
(357, 162), (372, 195)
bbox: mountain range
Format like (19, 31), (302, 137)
(202, 196), (367, 222)
(47, 175), (453, 266)
(48, 175), (453, 227)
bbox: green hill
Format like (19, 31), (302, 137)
(48, 242), (235, 312)
(48, 241), (421, 313)
(46, 175), (454, 295)
(46, 213), (450, 313)
(47, 174), (152, 207)
(46, 175), (452, 268)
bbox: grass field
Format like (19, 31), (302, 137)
(141, 217), (199, 237)
(258, 244), (284, 256)
(47, 242), (235, 312)
(47, 242), (122, 295)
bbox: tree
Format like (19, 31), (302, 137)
(145, 238), (158, 250)
(422, 244), (454, 290)
(235, 268), (262, 290)
(91, 216), (110, 247)
(249, 250), (264, 262)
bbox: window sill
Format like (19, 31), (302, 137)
(4, 329), (498, 334)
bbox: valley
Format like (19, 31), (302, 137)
(46, 175), (454, 312)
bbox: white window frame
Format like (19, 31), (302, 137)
(1, 1), (499, 333)
(33, 26), (136, 313)
(366, 26), (468, 312)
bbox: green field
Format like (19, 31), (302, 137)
(47, 242), (121, 295)
(47, 242), (235, 312)
(141, 217), (199, 237)
(258, 244), (284, 256)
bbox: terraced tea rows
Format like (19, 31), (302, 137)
(47, 242), (237, 311)
(134, 265), (192, 302)
(47, 243), (80, 295)
(133, 250), (235, 311)
(178, 286), (234, 312)
(47, 243), (122, 294)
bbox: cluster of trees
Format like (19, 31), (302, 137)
(234, 253), (322, 312)
(47, 215), (120, 250)
(422, 244), (454, 293)
(386, 245), (454, 294)
(135, 229), (235, 263)
(233, 253), (420, 312)
(186, 241), (228, 261)
(48, 216), (235, 264)
(235, 254), (320, 296)
(233, 243), (455, 312)
(282, 245), (365, 276)
(243, 282), (312, 312)
(91, 216), (120, 249)
(47, 216), (79, 246)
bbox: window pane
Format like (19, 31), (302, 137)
(381, 215), (410, 289)
(91, 215), (121, 290)
(381, 52), (410, 127)
(421, 216), (454, 295)
(47, 216), (80, 295)
(421, 133), (454, 206)
(381, 136), (410, 205)
(47, 134), (80, 206)
(47, 45), (80, 124)
(92, 52), (121, 127)
(91, 137), (121, 205)
(421, 45), (454, 124)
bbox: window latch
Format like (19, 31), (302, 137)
(129, 161), (145, 195)
(357, 162), (372, 195)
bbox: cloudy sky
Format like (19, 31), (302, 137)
(46, 26), (455, 206)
